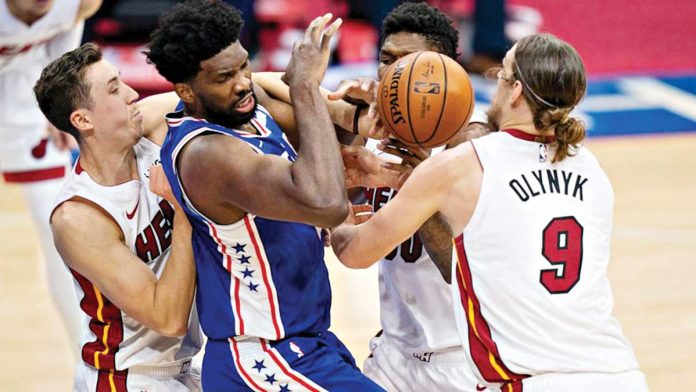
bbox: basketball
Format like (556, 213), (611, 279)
(376, 51), (475, 148)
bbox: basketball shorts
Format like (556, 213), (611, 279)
(0, 69), (71, 180)
(363, 333), (483, 391)
(73, 359), (201, 392)
(202, 330), (385, 391)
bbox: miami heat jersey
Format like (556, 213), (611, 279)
(53, 137), (202, 372)
(160, 105), (330, 342)
(364, 139), (461, 354)
(453, 130), (640, 388)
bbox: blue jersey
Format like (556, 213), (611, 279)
(160, 104), (330, 341)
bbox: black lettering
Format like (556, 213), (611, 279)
(521, 174), (540, 197)
(388, 62), (406, 125)
(547, 170), (560, 193)
(562, 171), (573, 195)
(572, 175), (588, 201)
(532, 170), (546, 194)
(509, 179), (529, 202)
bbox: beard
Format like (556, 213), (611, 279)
(485, 99), (502, 131)
(200, 91), (258, 130)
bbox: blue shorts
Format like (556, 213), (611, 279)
(202, 330), (385, 391)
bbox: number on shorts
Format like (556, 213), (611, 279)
(540, 217), (583, 294)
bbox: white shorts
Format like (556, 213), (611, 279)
(514, 370), (649, 392)
(74, 360), (201, 392)
(363, 334), (482, 392)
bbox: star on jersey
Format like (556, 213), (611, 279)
(264, 373), (277, 385)
(248, 282), (259, 292)
(279, 384), (291, 392)
(233, 243), (247, 253)
(242, 267), (255, 279)
(238, 255), (251, 264)
(252, 359), (266, 373)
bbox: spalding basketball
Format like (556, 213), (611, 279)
(376, 51), (474, 148)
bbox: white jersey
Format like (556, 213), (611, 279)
(0, 0), (81, 174)
(53, 138), (203, 375)
(453, 130), (640, 389)
(365, 139), (462, 354)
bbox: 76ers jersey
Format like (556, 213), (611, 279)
(160, 105), (330, 341)
(453, 130), (639, 388)
(364, 139), (462, 354)
(53, 137), (203, 372)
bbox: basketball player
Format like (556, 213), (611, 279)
(318, 3), (491, 391)
(332, 33), (649, 392)
(145, 1), (383, 390)
(34, 43), (203, 391)
(1, 0), (102, 350)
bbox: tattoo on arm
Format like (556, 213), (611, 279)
(418, 212), (453, 284)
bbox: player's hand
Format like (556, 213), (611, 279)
(320, 203), (373, 246)
(375, 139), (431, 189)
(283, 14), (342, 87)
(149, 164), (178, 207)
(47, 122), (77, 151)
(341, 145), (404, 189)
(327, 77), (378, 104)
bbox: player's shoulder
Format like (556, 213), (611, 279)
(51, 197), (118, 237)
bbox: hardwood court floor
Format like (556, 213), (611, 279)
(0, 133), (694, 391)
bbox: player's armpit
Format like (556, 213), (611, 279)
(51, 199), (194, 337)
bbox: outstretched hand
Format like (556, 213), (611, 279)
(283, 14), (342, 87)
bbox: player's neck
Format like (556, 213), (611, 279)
(6, 2), (47, 26)
(497, 120), (538, 136)
(78, 145), (139, 186)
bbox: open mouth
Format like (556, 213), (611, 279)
(235, 94), (255, 113)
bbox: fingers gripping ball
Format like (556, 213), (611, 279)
(377, 51), (475, 147)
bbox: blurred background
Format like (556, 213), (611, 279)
(1, 0), (695, 390)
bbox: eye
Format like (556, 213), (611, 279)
(380, 57), (394, 66)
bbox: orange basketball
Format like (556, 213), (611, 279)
(376, 51), (474, 148)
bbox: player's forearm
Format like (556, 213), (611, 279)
(289, 81), (348, 226)
(150, 208), (196, 337)
(331, 224), (376, 269)
(418, 213), (454, 284)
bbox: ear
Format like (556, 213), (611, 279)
(174, 83), (195, 105)
(69, 108), (94, 135)
(509, 80), (525, 108)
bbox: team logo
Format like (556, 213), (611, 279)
(289, 341), (304, 358)
(414, 81), (441, 94)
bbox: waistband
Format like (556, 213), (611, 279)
(374, 334), (469, 365)
(127, 358), (193, 379)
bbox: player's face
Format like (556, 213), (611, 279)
(83, 59), (142, 143)
(486, 45), (517, 130)
(190, 41), (256, 129)
(379, 32), (434, 81)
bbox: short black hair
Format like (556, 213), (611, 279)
(381, 1), (459, 59)
(145, 0), (244, 83)
(34, 43), (102, 142)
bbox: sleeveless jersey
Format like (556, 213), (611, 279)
(364, 139), (462, 354)
(160, 105), (330, 341)
(53, 137), (203, 372)
(453, 130), (640, 388)
(0, 0), (79, 73)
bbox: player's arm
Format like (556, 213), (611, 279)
(51, 196), (195, 337)
(332, 150), (454, 268)
(252, 72), (377, 142)
(137, 91), (180, 144)
(77, 0), (102, 21)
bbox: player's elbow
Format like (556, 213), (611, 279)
(151, 317), (189, 337)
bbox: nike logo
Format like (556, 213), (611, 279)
(126, 199), (139, 219)
(476, 384), (487, 391)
